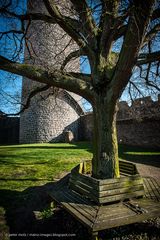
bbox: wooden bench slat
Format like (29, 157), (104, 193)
(99, 185), (144, 198)
(69, 177), (94, 191)
(96, 212), (136, 225)
(143, 177), (160, 201)
(71, 172), (98, 186)
(99, 179), (143, 191)
(70, 178), (144, 204)
(71, 174), (143, 189)
(69, 202), (96, 221)
(68, 189), (99, 211)
(120, 165), (134, 170)
(63, 191), (97, 218)
(51, 190), (95, 228)
(96, 206), (133, 221)
(98, 190), (145, 204)
(147, 178), (160, 198)
(120, 170), (135, 175)
(98, 175), (141, 185)
(69, 182), (98, 203)
(69, 164), (144, 204)
(93, 204), (160, 231)
(62, 202), (94, 229)
(71, 179), (143, 197)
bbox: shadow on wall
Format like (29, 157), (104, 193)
(49, 119), (80, 143)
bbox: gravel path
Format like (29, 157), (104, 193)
(135, 163), (160, 182)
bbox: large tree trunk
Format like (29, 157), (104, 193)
(92, 95), (120, 179)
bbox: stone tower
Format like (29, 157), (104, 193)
(19, 0), (83, 143)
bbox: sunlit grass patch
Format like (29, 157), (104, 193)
(0, 142), (92, 191)
(124, 152), (160, 155)
(0, 142), (159, 192)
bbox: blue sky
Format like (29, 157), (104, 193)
(0, 0), (27, 114)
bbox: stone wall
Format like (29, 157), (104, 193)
(80, 96), (160, 148)
(117, 118), (160, 148)
(79, 113), (93, 141)
(117, 95), (160, 120)
(20, 90), (83, 143)
(1, 95), (160, 147)
(19, 0), (83, 144)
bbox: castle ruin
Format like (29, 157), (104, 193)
(19, 0), (83, 143)
(81, 95), (160, 148)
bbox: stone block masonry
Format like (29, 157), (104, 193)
(80, 96), (160, 148)
(1, 95), (160, 147)
(20, 90), (83, 143)
(19, 0), (83, 144)
(117, 118), (160, 148)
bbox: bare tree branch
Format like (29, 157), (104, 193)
(137, 51), (160, 66)
(111, 0), (155, 99)
(70, 0), (97, 49)
(0, 55), (93, 102)
(0, 84), (51, 116)
(152, 8), (160, 20)
(130, 80), (145, 96)
(43, 0), (95, 61)
(113, 24), (127, 40)
(0, 30), (24, 39)
(0, 6), (55, 23)
(144, 62), (160, 91)
(99, 0), (120, 57)
(142, 23), (160, 47)
(67, 72), (91, 82)
(60, 49), (83, 71)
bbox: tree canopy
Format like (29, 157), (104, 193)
(0, 0), (159, 103)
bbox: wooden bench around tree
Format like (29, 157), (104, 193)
(49, 161), (160, 239)
(69, 160), (144, 205)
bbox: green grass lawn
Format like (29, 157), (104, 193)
(0, 142), (159, 239)
(0, 142), (93, 191)
(0, 142), (159, 191)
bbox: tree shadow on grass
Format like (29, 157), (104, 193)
(0, 182), (88, 240)
(0, 142), (92, 151)
(0, 158), (50, 165)
(119, 145), (160, 168)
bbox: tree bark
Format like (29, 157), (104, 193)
(92, 95), (120, 179)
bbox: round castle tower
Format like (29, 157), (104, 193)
(19, 0), (83, 143)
